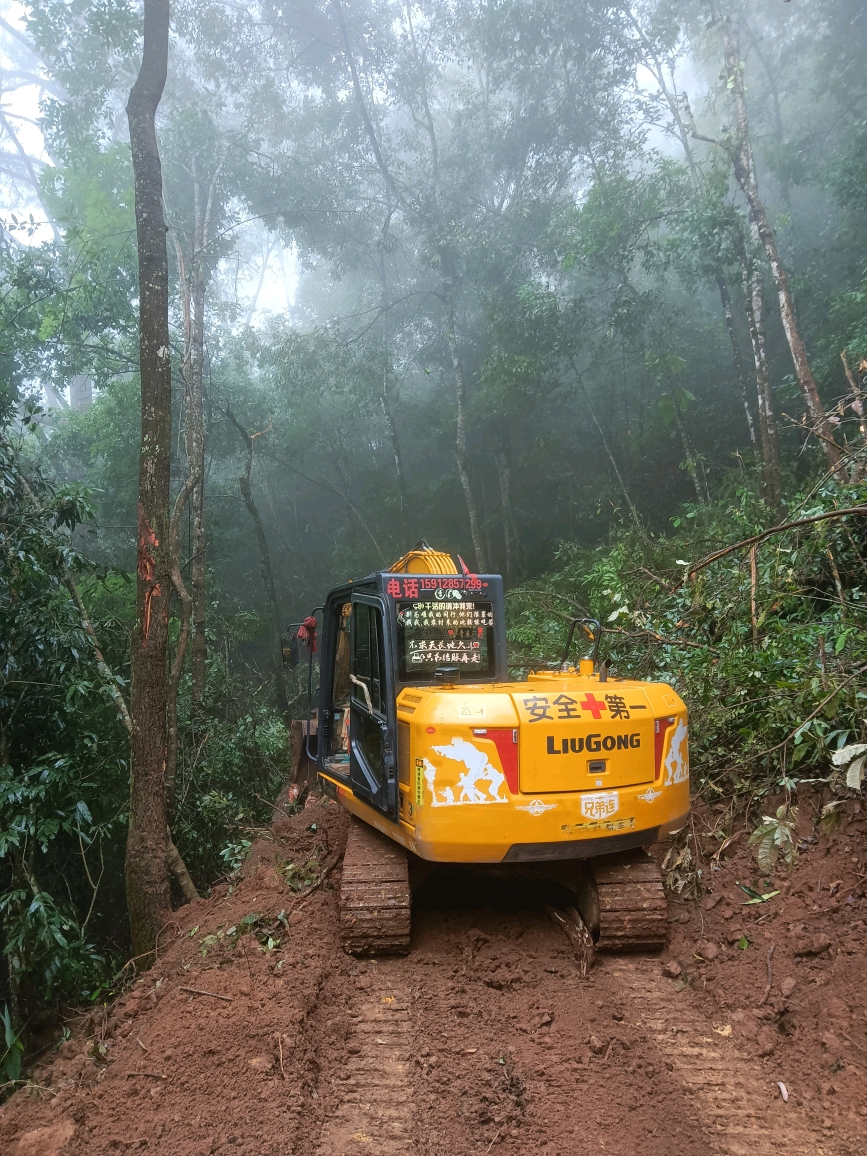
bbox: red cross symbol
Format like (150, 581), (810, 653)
(580, 694), (608, 719)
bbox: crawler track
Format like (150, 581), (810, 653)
(339, 817), (411, 955)
(589, 849), (669, 952)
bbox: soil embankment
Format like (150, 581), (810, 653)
(2, 795), (866, 1156)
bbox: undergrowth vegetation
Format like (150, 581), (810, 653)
(0, 421), (290, 1017)
(507, 472), (867, 806)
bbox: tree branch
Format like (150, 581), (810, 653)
(682, 507), (867, 582)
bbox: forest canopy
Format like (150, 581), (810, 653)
(1, 0), (866, 1024)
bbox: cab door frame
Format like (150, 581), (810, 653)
(348, 592), (399, 820)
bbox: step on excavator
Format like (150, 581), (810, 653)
(294, 544), (689, 957)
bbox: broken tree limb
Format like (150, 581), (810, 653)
(180, 986), (235, 1002)
(682, 507), (867, 583)
(166, 832), (199, 903)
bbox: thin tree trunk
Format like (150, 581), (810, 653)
(225, 406), (289, 717)
(841, 350), (867, 456)
(742, 248), (783, 512)
(715, 271), (756, 446)
(189, 270), (207, 706)
(376, 257), (410, 541)
(673, 400), (706, 506)
(165, 473), (196, 816)
(172, 173), (211, 710)
(569, 360), (642, 530)
(717, 16), (846, 481)
(622, 10), (757, 455)
(380, 384), (409, 542)
(125, 0), (173, 962)
(495, 445), (519, 586)
(445, 303), (487, 572)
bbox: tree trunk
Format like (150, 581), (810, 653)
(569, 360), (642, 530)
(445, 303), (487, 572)
(494, 439), (520, 586)
(379, 373), (409, 543)
(165, 472), (196, 815)
(672, 399), (707, 506)
(172, 175), (210, 709)
(742, 249), (783, 513)
(718, 16), (846, 481)
(376, 257), (410, 543)
(189, 265), (207, 705)
(715, 270), (756, 447)
(125, 0), (173, 963)
(225, 407), (289, 717)
(621, 11), (758, 459)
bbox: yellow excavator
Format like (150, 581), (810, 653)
(301, 543), (689, 955)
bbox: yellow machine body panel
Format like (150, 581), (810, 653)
(320, 672), (688, 864)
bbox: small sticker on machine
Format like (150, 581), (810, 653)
(459, 703), (486, 719)
(580, 791), (619, 820)
(414, 759), (425, 808)
(561, 817), (635, 833)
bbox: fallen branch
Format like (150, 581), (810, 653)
(602, 625), (714, 652)
(166, 832), (199, 903)
(625, 566), (677, 592)
(683, 506), (867, 583)
(289, 848), (342, 905)
(180, 986), (235, 1002)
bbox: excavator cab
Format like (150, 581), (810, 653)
(318, 545), (507, 822)
(310, 543), (690, 957)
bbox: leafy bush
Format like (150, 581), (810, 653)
(507, 473), (867, 803)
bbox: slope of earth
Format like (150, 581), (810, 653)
(1, 791), (865, 1156)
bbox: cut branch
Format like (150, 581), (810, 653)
(683, 507), (867, 581)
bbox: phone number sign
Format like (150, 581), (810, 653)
(384, 575), (488, 600)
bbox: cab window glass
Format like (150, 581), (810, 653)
(352, 602), (385, 715)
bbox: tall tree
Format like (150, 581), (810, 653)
(706, 8), (847, 481)
(125, 0), (173, 961)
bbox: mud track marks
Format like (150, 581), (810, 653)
(315, 985), (412, 1156)
(608, 957), (837, 1156)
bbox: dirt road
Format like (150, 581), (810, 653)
(2, 798), (865, 1156)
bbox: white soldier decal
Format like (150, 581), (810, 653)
(422, 737), (507, 806)
(663, 718), (689, 786)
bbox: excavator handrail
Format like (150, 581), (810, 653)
(559, 616), (602, 670)
(305, 606), (324, 764)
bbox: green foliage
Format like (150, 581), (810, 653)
(1, 1006), (23, 1083)
(750, 806), (799, 875)
(507, 473), (867, 801)
(3, 0), (867, 1044)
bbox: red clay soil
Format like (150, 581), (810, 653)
(1, 790), (866, 1156)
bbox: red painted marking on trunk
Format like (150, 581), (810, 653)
(137, 504), (160, 643)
